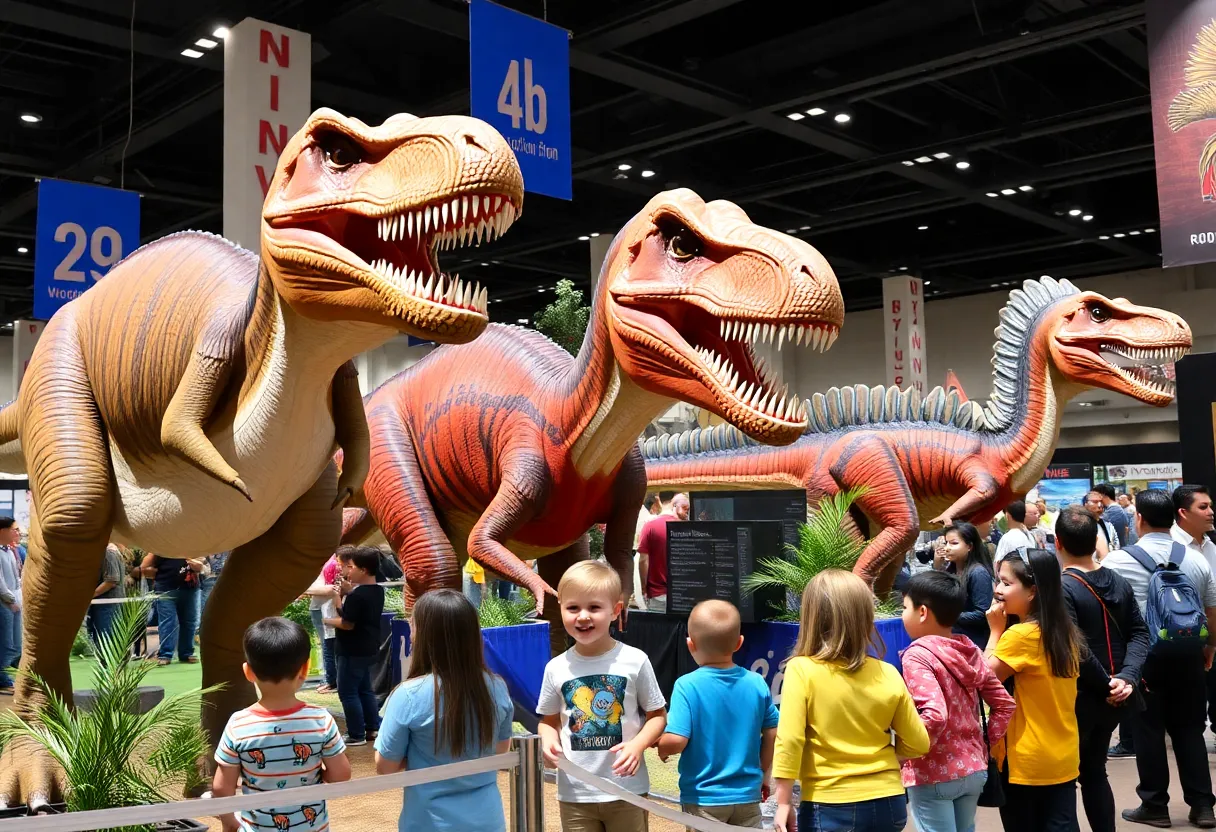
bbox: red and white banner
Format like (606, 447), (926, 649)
(223, 18), (311, 251)
(881, 276), (926, 394)
(1149, 0), (1216, 267)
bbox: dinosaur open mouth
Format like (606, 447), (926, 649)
(666, 303), (839, 426)
(275, 192), (518, 317)
(1096, 342), (1186, 399)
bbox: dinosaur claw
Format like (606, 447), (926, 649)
(232, 477), (252, 502)
(331, 486), (354, 511)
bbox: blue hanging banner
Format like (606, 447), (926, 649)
(469, 0), (571, 201)
(33, 179), (140, 321)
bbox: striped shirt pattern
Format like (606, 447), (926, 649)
(215, 702), (345, 831)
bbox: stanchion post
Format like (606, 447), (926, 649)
(510, 734), (543, 832)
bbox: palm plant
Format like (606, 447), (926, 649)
(478, 589), (537, 628)
(0, 597), (220, 830)
(742, 487), (901, 620)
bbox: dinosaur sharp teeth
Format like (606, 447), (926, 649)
(777, 327), (786, 350)
(826, 327), (838, 351)
(471, 195), (480, 219)
(441, 201), (449, 227)
(463, 279), (474, 308)
(423, 274), (434, 300)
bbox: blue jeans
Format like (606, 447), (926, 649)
(155, 587), (200, 660)
(199, 574), (219, 611)
(336, 653), (380, 740)
(908, 770), (987, 832)
(86, 602), (118, 647)
(309, 607), (337, 687)
(798, 794), (908, 832)
(0, 603), (20, 687)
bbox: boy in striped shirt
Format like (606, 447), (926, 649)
(212, 617), (352, 832)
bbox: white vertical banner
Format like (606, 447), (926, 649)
(13, 319), (44, 396)
(223, 18), (311, 251)
(881, 276), (927, 393)
(589, 235), (612, 290)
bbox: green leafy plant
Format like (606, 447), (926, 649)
(742, 487), (899, 620)
(478, 589), (537, 628)
(532, 279), (590, 355)
(0, 597), (220, 828)
(70, 625), (95, 659)
(281, 597), (315, 637)
(588, 525), (605, 561)
(385, 587), (406, 619)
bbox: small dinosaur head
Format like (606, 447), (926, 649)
(1044, 289), (1191, 405)
(605, 189), (844, 445)
(260, 108), (524, 342)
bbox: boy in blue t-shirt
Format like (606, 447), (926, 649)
(657, 600), (778, 828)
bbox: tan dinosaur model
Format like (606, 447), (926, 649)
(0, 108), (524, 808)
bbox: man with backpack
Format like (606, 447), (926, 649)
(1103, 488), (1216, 828)
(1173, 485), (1216, 741)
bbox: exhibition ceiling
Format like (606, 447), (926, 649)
(0, 0), (1156, 325)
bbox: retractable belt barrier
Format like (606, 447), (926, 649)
(0, 743), (760, 832)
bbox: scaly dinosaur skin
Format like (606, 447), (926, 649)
(344, 190), (844, 653)
(0, 108), (524, 808)
(644, 278), (1192, 593)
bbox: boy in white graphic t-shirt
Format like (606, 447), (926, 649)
(538, 560), (667, 831)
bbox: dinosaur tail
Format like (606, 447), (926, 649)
(642, 426), (803, 491)
(0, 399), (26, 475)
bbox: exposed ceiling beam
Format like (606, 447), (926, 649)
(576, 0), (748, 53)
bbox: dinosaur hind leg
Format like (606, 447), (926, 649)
(363, 404), (459, 605)
(201, 461), (342, 759)
(0, 319), (113, 808)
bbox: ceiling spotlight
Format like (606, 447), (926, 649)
(1000, 188), (1016, 195)
(1018, 185), (1034, 192)
(578, 235), (589, 241)
(933, 152), (951, 160)
(589, 232), (600, 237)
(181, 48), (204, 58)
(914, 156), (933, 164)
(1129, 230), (1141, 235)
(833, 112), (852, 124)
(19, 113), (41, 123)
(787, 112), (806, 121)
(516, 318), (528, 324)
(1099, 235), (1111, 240)
(1113, 232), (1126, 238)
(213, 26), (230, 39)
(924, 280), (932, 286)
(898, 266), (908, 271)
(785, 229), (797, 234)
(640, 170), (655, 178)
(195, 38), (218, 49)
(807, 107), (827, 117)
(480, 262), (490, 266)
(617, 163), (632, 171)
(917, 225), (929, 231)
(16, 247), (28, 254)
(902, 160), (915, 166)
(1068, 208), (1082, 216)
(799, 225), (811, 231)
(537, 288), (546, 292)
(955, 160), (971, 170)
(986, 192), (999, 198)
(1077, 401), (1094, 407)
(1082, 214), (1094, 222)
(1145, 227), (1157, 233)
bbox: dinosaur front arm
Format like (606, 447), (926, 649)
(331, 361), (369, 510)
(161, 351), (249, 500)
(467, 452), (557, 613)
(926, 462), (1000, 527)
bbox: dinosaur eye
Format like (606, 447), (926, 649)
(1087, 303), (1110, 323)
(317, 133), (363, 170)
(665, 224), (703, 261)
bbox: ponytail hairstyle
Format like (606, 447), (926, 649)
(406, 589), (498, 756)
(943, 522), (994, 584)
(999, 549), (1082, 678)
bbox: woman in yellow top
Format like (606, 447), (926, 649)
(773, 570), (930, 832)
(986, 547), (1083, 831)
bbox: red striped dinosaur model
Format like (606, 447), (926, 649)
(0, 108), (524, 808)
(644, 277), (1191, 593)
(341, 190), (845, 652)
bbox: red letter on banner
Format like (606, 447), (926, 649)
(260, 31), (289, 67)
(259, 121), (288, 156)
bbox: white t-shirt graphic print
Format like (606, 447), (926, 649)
(538, 641), (666, 802)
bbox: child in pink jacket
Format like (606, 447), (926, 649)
(900, 572), (1015, 832)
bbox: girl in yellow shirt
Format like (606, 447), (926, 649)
(986, 548), (1083, 832)
(773, 570), (930, 832)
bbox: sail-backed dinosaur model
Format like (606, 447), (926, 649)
(341, 190), (845, 652)
(0, 108), (524, 808)
(644, 277), (1191, 592)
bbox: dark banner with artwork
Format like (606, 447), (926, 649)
(1149, 1), (1216, 266)
(1176, 352), (1216, 490)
